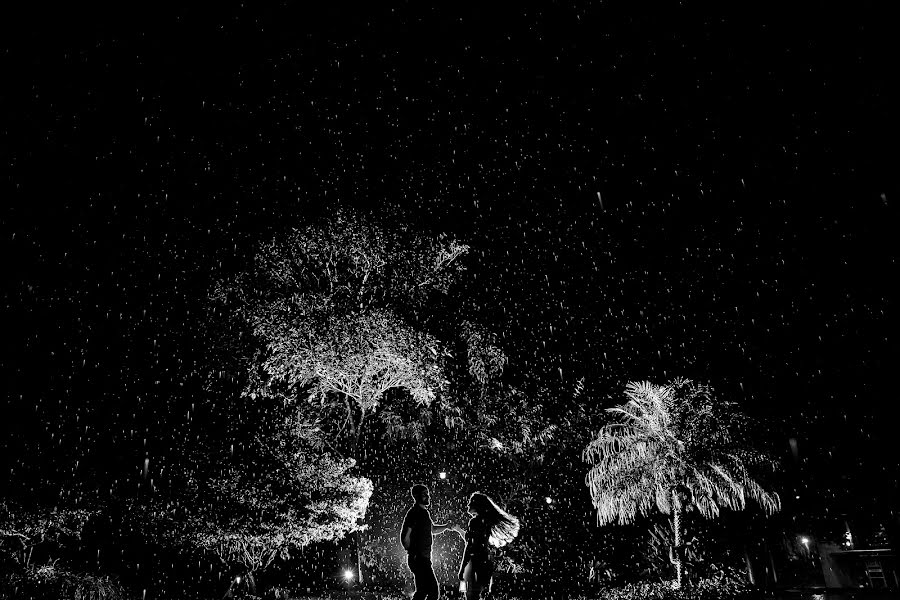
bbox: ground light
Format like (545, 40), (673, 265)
(343, 569), (354, 582)
(439, 471), (447, 479)
(545, 496), (553, 504)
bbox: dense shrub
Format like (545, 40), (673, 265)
(0, 499), (134, 600)
(277, 569), (758, 600)
(0, 564), (131, 600)
(584, 568), (761, 600)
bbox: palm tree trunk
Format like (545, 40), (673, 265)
(765, 538), (778, 585)
(744, 546), (756, 585)
(672, 489), (683, 589)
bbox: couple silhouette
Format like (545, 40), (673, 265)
(400, 484), (520, 600)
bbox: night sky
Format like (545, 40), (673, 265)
(2, 3), (897, 545)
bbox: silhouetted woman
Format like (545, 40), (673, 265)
(452, 492), (520, 600)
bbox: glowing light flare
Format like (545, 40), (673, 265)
(343, 569), (354, 581)
(438, 471), (447, 479)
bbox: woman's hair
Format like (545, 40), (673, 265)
(469, 492), (520, 547)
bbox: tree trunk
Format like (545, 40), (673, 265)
(221, 576), (237, 599)
(765, 538), (778, 585)
(744, 546), (756, 585)
(672, 489), (683, 589)
(354, 412), (367, 586)
(356, 529), (364, 585)
(221, 570), (256, 599)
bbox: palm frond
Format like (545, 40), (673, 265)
(585, 379), (781, 528)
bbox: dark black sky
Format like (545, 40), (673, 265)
(2, 4), (897, 522)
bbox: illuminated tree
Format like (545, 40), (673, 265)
(135, 414), (372, 597)
(211, 208), (469, 454)
(584, 379), (781, 588)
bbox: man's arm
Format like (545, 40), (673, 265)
(431, 522), (453, 535)
(400, 512), (412, 551)
(401, 525), (412, 550)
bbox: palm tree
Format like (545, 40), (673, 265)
(583, 379), (781, 588)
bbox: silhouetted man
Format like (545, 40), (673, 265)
(400, 484), (454, 600)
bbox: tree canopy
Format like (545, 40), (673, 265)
(210, 208), (470, 452)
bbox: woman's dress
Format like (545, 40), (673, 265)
(459, 517), (494, 593)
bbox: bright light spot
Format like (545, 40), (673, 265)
(438, 472), (447, 479)
(545, 496), (553, 504)
(235, 576), (242, 584)
(343, 569), (354, 581)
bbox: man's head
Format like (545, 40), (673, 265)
(411, 484), (430, 506)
